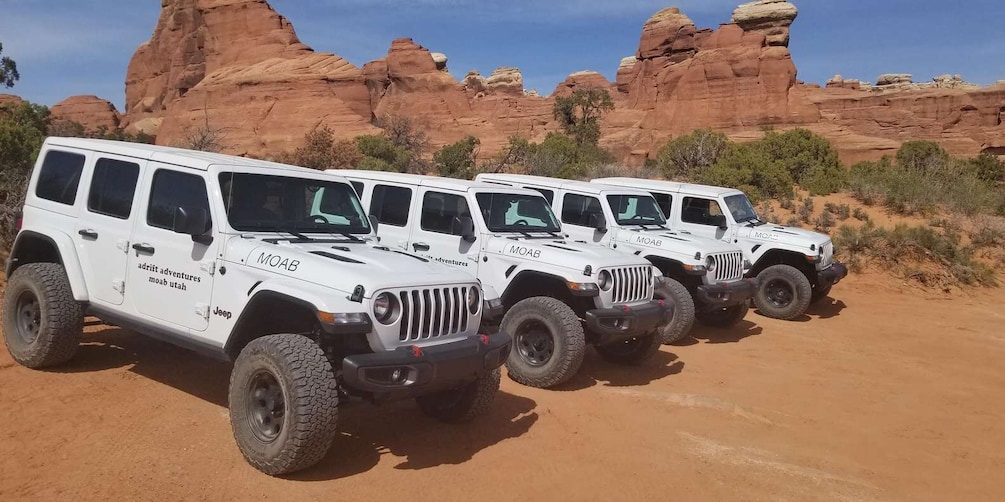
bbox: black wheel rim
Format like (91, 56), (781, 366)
(246, 370), (285, 443)
(14, 290), (42, 344)
(515, 320), (554, 367)
(765, 279), (794, 308)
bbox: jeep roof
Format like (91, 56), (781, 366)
(592, 177), (742, 199)
(336, 169), (536, 196)
(476, 173), (653, 198)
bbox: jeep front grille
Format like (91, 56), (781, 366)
(610, 266), (654, 304)
(398, 287), (469, 341)
(710, 251), (744, 282)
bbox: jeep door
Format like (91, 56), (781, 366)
(76, 154), (145, 306)
(407, 189), (480, 275)
(555, 192), (611, 245)
(126, 163), (218, 331)
(363, 182), (415, 251)
(677, 195), (731, 242)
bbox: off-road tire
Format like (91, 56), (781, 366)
(2, 263), (83, 368)
(754, 265), (812, 320)
(229, 334), (339, 476)
(595, 330), (662, 365)
(811, 284), (833, 304)
(654, 278), (694, 344)
(501, 297), (585, 388)
(416, 368), (501, 423)
(696, 302), (749, 328)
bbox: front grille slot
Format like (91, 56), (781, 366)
(610, 266), (653, 304)
(711, 251), (744, 282)
(397, 286), (469, 342)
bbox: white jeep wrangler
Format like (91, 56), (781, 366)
(476, 174), (756, 342)
(3, 138), (510, 476)
(329, 170), (672, 389)
(594, 178), (849, 320)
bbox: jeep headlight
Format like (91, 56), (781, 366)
(705, 256), (716, 272)
(373, 292), (399, 324)
(598, 270), (613, 291)
(467, 287), (481, 314)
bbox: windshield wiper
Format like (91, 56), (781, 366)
(251, 224), (311, 241)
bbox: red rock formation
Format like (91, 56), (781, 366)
(50, 95), (121, 131)
(0, 94), (24, 108)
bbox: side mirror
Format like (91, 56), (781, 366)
(588, 213), (607, 232)
(711, 214), (728, 230)
(453, 216), (477, 243)
(368, 214), (379, 235)
(173, 206), (213, 244)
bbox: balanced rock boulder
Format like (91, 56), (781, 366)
(486, 67), (524, 95)
(732, 0), (798, 46)
(50, 95), (121, 131)
(637, 7), (697, 60)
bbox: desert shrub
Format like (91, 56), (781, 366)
(758, 128), (847, 195)
(896, 141), (949, 173)
(0, 101), (49, 248)
(852, 207), (869, 221)
(699, 143), (794, 202)
(785, 217), (801, 227)
(376, 114), (429, 156)
(493, 133), (613, 179)
(798, 197), (814, 224)
(553, 88), (614, 147)
(356, 134), (413, 173)
(814, 211), (835, 232)
(779, 194), (794, 211)
(969, 219), (1005, 248)
(433, 136), (480, 179)
(758, 200), (775, 222)
(653, 128), (729, 180)
(964, 152), (1005, 184)
(276, 126), (361, 170)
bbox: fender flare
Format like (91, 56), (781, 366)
(7, 229), (90, 302)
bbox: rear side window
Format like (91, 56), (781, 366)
(88, 158), (140, 219)
(35, 150), (85, 205)
(421, 191), (471, 235)
(147, 169), (211, 231)
(651, 192), (673, 219)
(561, 193), (603, 227)
(370, 184), (412, 227)
(681, 197), (725, 226)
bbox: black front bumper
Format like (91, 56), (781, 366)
(818, 262), (849, 286)
(585, 300), (673, 345)
(341, 332), (511, 400)
(696, 278), (758, 307)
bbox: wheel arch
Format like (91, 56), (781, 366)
(6, 230), (89, 302)
(750, 249), (817, 285)
(224, 290), (325, 361)
(646, 255), (701, 291)
(501, 270), (587, 313)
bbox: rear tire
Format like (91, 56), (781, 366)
(696, 302), (749, 328)
(501, 297), (585, 388)
(229, 334), (339, 476)
(754, 265), (812, 320)
(654, 278), (694, 344)
(595, 330), (662, 365)
(2, 263), (83, 368)
(416, 368), (501, 423)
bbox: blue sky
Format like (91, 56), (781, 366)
(1, 0), (1003, 109)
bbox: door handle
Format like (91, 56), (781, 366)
(412, 242), (430, 252)
(132, 243), (156, 254)
(679, 230), (691, 235)
(78, 229), (98, 239)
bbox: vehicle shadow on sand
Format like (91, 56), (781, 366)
(753, 296), (847, 322)
(551, 348), (684, 392)
(55, 324), (540, 481)
(682, 320), (763, 345)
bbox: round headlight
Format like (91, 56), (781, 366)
(598, 270), (613, 291)
(373, 292), (399, 324)
(705, 256), (716, 272)
(467, 287), (481, 314)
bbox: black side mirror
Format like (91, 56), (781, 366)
(368, 214), (379, 235)
(711, 214), (728, 230)
(588, 213), (607, 232)
(453, 216), (477, 243)
(173, 206), (212, 243)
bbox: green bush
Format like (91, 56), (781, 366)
(493, 133), (614, 180)
(699, 143), (794, 202)
(276, 126), (361, 170)
(654, 128), (729, 180)
(433, 136), (480, 179)
(758, 129), (847, 195)
(356, 135), (413, 173)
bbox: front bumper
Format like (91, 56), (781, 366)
(585, 300), (673, 345)
(342, 332), (511, 400)
(695, 278), (757, 307)
(818, 262), (849, 286)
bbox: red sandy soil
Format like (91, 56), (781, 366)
(2, 270), (1004, 501)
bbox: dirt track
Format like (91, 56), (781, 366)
(2, 271), (1004, 501)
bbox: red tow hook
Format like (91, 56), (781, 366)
(658, 299), (666, 307)
(410, 345), (423, 358)
(622, 305), (631, 313)
(479, 334), (490, 345)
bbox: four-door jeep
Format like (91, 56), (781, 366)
(477, 174), (756, 342)
(594, 178), (849, 320)
(330, 170), (672, 389)
(3, 138), (510, 476)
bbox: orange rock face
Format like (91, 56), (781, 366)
(100, 0), (1004, 164)
(50, 95), (121, 131)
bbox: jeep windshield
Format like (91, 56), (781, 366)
(606, 194), (667, 227)
(220, 172), (371, 235)
(475, 192), (561, 234)
(724, 193), (760, 224)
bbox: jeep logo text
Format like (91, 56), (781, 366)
(213, 307), (233, 320)
(506, 245), (541, 258)
(257, 252), (301, 272)
(633, 236), (663, 247)
(752, 231), (779, 241)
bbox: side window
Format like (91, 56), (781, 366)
(561, 193), (603, 227)
(528, 187), (554, 204)
(350, 181), (363, 197)
(35, 150), (86, 205)
(420, 191), (471, 235)
(651, 192), (673, 219)
(87, 158), (140, 219)
(368, 184), (412, 227)
(681, 197), (725, 226)
(147, 169), (211, 231)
